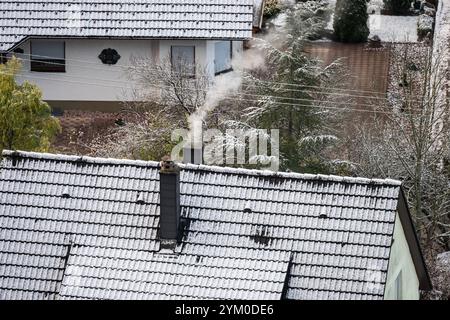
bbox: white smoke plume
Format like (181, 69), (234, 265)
(186, 46), (267, 148)
(188, 71), (242, 146)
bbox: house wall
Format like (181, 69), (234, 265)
(12, 38), (243, 111)
(159, 39), (244, 77)
(159, 39), (212, 76)
(15, 39), (158, 104)
(384, 212), (420, 300)
(232, 40), (244, 61)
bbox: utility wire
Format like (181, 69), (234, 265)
(5, 55), (431, 107)
(7, 52), (424, 99)
(2, 68), (427, 112)
(0, 70), (427, 117)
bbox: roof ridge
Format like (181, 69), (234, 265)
(1, 149), (160, 168)
(180, 163), (402, 187)
(0, 0), (254, 52)
(2, 150), (402, 187)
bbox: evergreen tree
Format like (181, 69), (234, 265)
(0, 57), (60, 152)
(333, 0), (370, 43)
(383, 0), (412, 15)
(240, 2), (343, 173)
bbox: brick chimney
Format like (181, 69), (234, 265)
(159, 157), (181, 246)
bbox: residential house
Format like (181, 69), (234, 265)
(0, 0), (254, 111)
(253, 0), (266, 32)
(0, 150), (431, 299)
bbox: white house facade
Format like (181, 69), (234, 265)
(9, 38), (244, 106)
(0, 1), (254, 110)
(384, 212), (420, 300)
(382, 188), (432, 300)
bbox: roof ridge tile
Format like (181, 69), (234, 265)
(2, 150), (403, 186)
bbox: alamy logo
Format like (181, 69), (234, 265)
(171, 128), (280, 171)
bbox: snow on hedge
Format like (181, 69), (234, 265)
(328, 0), (419, 42)
(275, 0), (420, 42)
(369, 15), (419, 42)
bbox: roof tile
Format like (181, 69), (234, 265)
(0, 0), (253, 51)
(0, 151), (401, 299)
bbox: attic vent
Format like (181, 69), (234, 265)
(98, 48), (121, 65)
(319, 213), (328, 219)
(61, 187), (71, 198)
(243, 201), (252, 213)
(136, 192), (146, 204)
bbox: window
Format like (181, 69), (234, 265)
(214, 41), (232, 75)
(394, 271), (402, 299)
(31, 40), (65, 72)
(171, 46), (195, 77)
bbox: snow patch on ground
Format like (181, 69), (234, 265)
(327, 0), (419, 43)
(437, 251), (450, 270)
(369, 15), (419, 42)
(270, 0), (419, 43)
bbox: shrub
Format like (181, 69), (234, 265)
(333, 0), (370, 43)
(417, 14), (434, 39)
(0, 57), (61, 153)
(383, 0), (412, 15)
(264, 0), (281, 19)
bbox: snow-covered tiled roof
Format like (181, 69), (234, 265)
(0, 150), (405, 299)
(0, 0), (254, 52)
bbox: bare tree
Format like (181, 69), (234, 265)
(85, 109), (179, 161)
(343, 43), (450, 298)
(85, 55), (214, 161)
(127, 56), (210, 120)
(431, 252), (450, 299)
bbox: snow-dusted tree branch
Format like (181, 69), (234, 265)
(229, 0), (348, 172)
(127, 56), (210, 120)
(346, 43), (450, 265)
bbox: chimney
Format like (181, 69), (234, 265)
(182, 146), (203, 165)
(184, 120), (203, 164)
(159, 157), (181, 246)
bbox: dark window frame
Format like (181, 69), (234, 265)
(30, 41), (66, 73)
(170, 45), (196, 78)
(214, 41), (233, 76)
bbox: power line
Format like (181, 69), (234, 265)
(8, 52), (424, 99)
(11, 52), (203, 77)
(0, 70), (424, 117)
(9, 51), (399, 82)
(5, 55), (431, 107)
(3, 68), (427, 112)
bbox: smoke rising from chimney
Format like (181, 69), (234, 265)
(186, 46), (268, 150)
